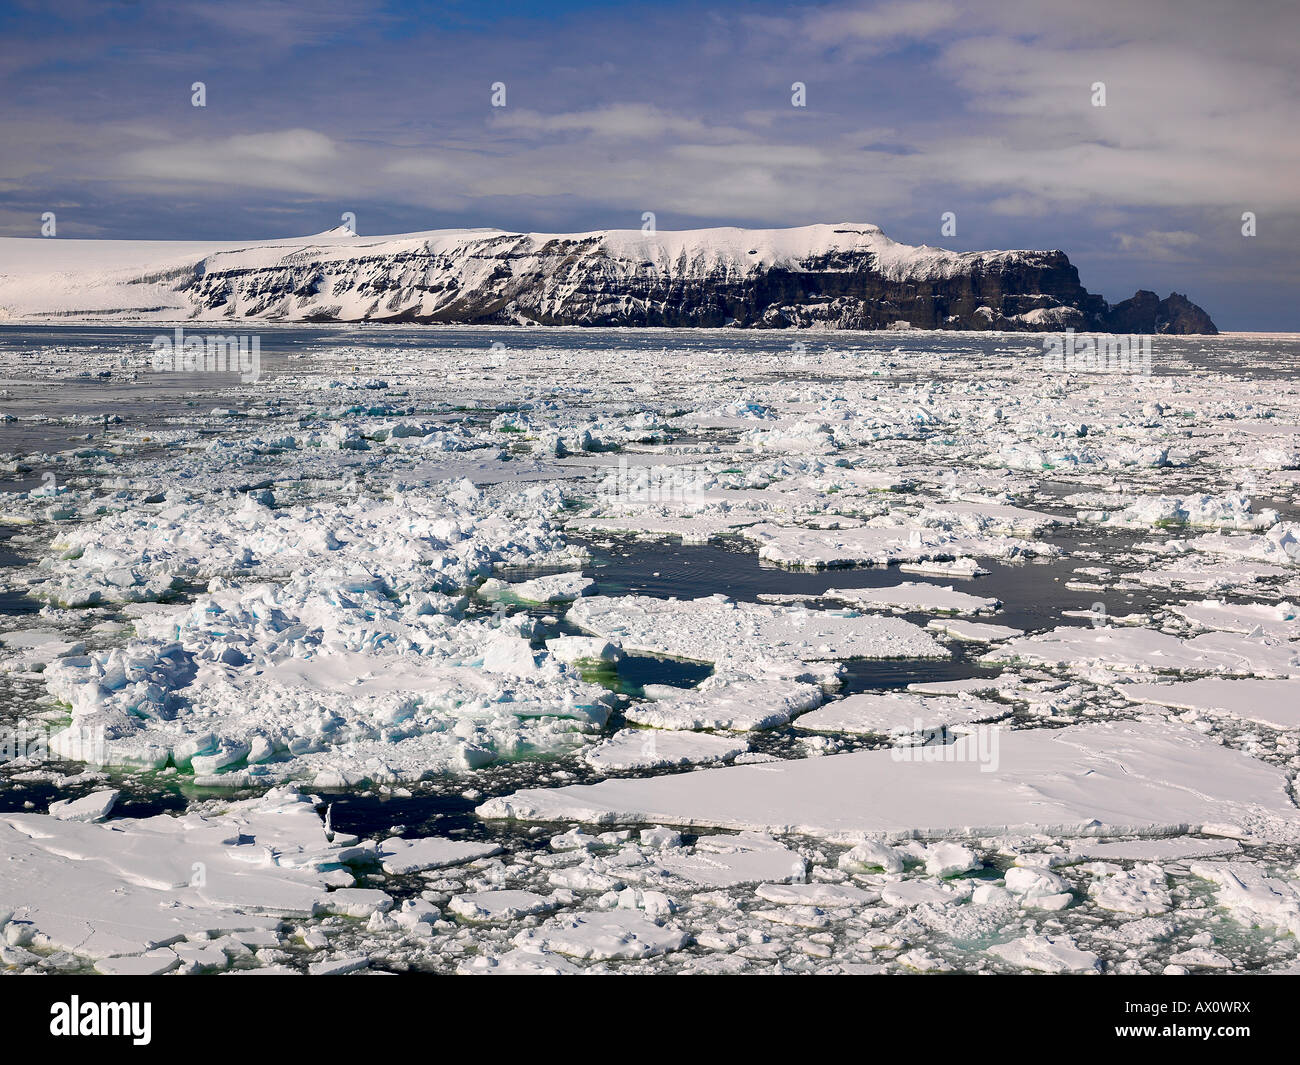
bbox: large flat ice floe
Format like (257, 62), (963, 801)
(584, 728), (749, 770)
(1116, 677), (1300, 730)
(762, 581), (1000, 615)
(794, 691), (1009, 736)
(737, 522), (1058, 568)
(567, 594), (947, 664)
(480, 719), (1300, 843)
(985, 625), (1300, 678)
(0, 788), (374, 966)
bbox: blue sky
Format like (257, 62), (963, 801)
(2, 0), (1296, 328)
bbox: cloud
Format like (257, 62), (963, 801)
(1113, 229), (1201, 260)
(491, 104), (738, 142)
(801, 1), (958, 45)
(116, 130), (343, 194)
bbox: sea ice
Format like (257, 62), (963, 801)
(804, 582), (1000, 614)
(1116, 677), (1300, 730)
(510, 910), (690, 961)
(48, 789), (119, 823)
(0, 787), (369, 964)
(480, 719), (1298, 843)
(793, 691), (1008, 736)
(655, 832), (806, 888)
(448, 890), (560, 922)
(584, 729), (748, 770)
(737, 522), (1057, 568)
(622, 675), (825, 731)
(987, 935), (1100, 973)
(568, 594), (947, 664)
(378, 836), (503, 875)
(1188, 861), (1300, 937)
(478, 572), (594, 604)
(926, 619), (1024, 643)
(986, 625), (1300, 678)
(1171, 599), (1300, 639)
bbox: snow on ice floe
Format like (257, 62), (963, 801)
(1189, 861), (1300, 938)
(48, 789), (119, 822)
(1087, 863), (1173, 915)
(1116, 677), (1300, 730)
(760, 581), (1000, 615)
(1064, 837), (1242, 863)
(510, 910), (690, 961)
(584, 728), (748, 770)
(815, 582), (1000, 614)
(544, 635), (622, 664)
(794, 691), (1009, 736)
(737, 522), (1058, 568)
(0, 787), (378, 966)
(567, 594), (947, 664)
(1189, 522), (1300, 566)
(655, 832), (805, 888)
(925, 619), (1023, 643)
(378, 836), (503, 875)
(0, 628), (85, 672)
(987, 935), (1100, 973)
(479, 719), (1299, 844)
(1077, 493), (1277, 531)
(916, 500), (1068, 536)
(622, 674), (825, 731)
(1124, 558), (1291, 593)
(448, 889), (560, 922)
(984, 624), (1300, 678)
(1170, 598), (1300, 638)
(898, 558), (988, 578)
(478, 571), (594, 604)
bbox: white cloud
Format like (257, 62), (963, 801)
(491, 104), (740, 142)
(802, 1), (958, 45)
(116, 130), (343, 194)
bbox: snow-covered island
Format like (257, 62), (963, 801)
(0, 223), (1215, 332)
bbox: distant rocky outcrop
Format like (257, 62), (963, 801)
(1103, 290), (1219, 335)
(0, 223), (1217, 333)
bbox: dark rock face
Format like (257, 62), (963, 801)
(1104, 290), (1219, 335)
(516, 249), (1108, 332)
(168, 225), (1217, 333)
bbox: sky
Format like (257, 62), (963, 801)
(1, 0), (1296, 329)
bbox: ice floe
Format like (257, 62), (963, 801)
(568, 594), (947, 664)
(1116, 677), (1300, 730)
(584, 728), (748, 770)
(793, 691), (1009, 736)
(0, 788), (374, 965)
(480, 719), (1299, 843)
(622, 675), (825, 731)
(985, 625), (1300, 678)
